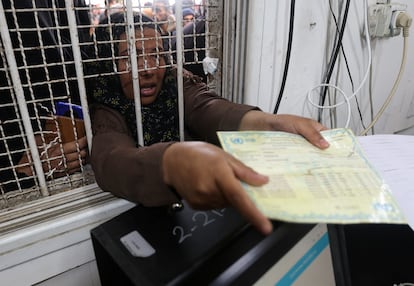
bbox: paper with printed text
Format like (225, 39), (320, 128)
(217, 128), (406, 224)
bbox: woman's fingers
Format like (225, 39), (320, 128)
(163, 142), (273, 235)
(217, 155), (272, 235)
(217, 169), (273, 235)
(42, 137), (88, 176)
(16, 135), (88, 178)
(61, 136), (88, 154)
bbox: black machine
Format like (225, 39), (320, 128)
(91, 200), (414, 286)
(90, 201), (333, 286)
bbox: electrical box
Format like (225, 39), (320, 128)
(368, 2), (407, 37)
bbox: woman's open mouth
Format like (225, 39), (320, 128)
(140, 85), (156, 97)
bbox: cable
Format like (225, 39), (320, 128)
(360, 11), (412, 135)
(328, 0), (342, 128)
(273, 0), (296, 114)
(307, 83), (352, 126)
(318, 0), (351, 122)
(359, 30), (409, 135)
(328, 0), (367, 130)
(368, 58), (375, 134)
(307, 0), (372, 129)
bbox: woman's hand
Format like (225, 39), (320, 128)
(239, 111), (330, 149)
(162, 141), (273, 235)
(17, 136), (88, 178)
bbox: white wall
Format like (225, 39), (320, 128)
(244, 0), (414, 135)
(0, 195), (134, 286)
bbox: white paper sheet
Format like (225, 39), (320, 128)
(358, 134), (414, 230)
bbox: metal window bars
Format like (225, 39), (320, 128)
(0, 0), (220, 210)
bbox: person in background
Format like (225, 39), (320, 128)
(153, 0), (176, 35)
(141, 1), (153, 19)
(193, 0), (204, 18)
(89, 1), (105, 35)
(171, 2), (206, 81)
(182, 7), (195, 27)
(90, 3), (103, 26)
(182, 0), (195, 10)
(0, 0), (89, 192)
(105, 0), (124, 16)
(87, 13), (330, 236)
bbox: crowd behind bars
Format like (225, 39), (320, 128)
(0, 0), (207, 203)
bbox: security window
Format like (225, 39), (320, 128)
(0, 0), (229, 231)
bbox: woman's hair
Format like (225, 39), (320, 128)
(94, 12), (163, 60)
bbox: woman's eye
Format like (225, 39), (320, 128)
(118, 58), (130, 71)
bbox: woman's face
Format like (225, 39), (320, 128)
(118, 27), (166, 105)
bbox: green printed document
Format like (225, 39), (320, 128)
(217, 128), (406, 224)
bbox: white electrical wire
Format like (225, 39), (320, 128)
(307, 83), (352, 127)
(306, 0), (371, 129)
(359, 28), (409, 135)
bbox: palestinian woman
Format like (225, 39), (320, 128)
(87, 13), (330, 235)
